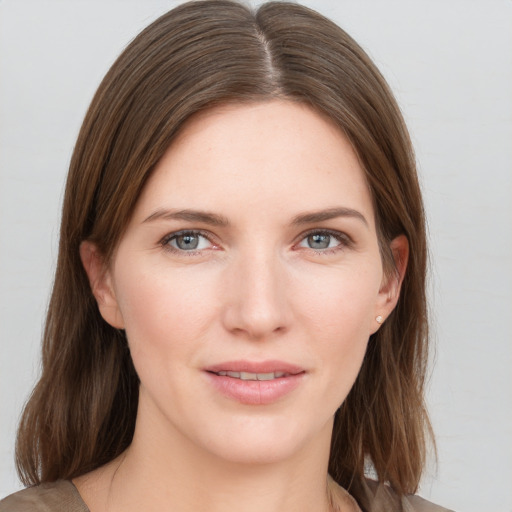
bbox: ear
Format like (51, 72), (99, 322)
(79, 241), (125, 329)
(371, 234), (409, 333)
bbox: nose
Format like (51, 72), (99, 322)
(221, 248), (292, 340)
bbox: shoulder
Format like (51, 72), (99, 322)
(362, 479), (455, 512)
(403, 493), (455, 512)
(0, 481), (89, 512)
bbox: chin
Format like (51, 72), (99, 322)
(193, 412), (333, 467)
(205, 436), (304, 466)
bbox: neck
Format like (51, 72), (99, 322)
(119, 425), (331, 511)
(75, 393), (338, 512)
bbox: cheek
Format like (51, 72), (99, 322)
(112, 264), (218, 362)
(291, 264), (381, 397)
(293, 263), (381, 336)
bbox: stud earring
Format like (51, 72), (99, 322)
(375, 315), (383, 324)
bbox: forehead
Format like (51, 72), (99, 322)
(133, 100), (375, 226)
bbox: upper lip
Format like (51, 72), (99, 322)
(204, 360), (305, 375)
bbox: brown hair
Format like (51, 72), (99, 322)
(16, 1), (432, 507)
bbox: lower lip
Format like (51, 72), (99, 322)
(205, 372), (305, 405)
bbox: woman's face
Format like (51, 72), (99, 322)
(86, 101), (404, 465)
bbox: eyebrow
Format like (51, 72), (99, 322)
(144, 206), (368, 228)
(143, 208), (230, 227)
(292, 207), (369, 227)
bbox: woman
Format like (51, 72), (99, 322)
(0, 1), (452, 511)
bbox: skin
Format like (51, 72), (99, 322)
(77, 100), (408, 512)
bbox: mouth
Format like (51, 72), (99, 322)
(209, 370), (292, 381)
(204, 360), (304, 378)
(204, 360), (305, 405)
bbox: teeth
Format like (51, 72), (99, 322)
(215, 371), (288, 381)
(256, 372), (275, 381)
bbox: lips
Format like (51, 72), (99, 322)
(213, 371), (288, 380)
(204, 360), (305, 405)
(205, 360), (304, 375)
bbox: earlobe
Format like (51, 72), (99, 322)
(79, 241), (125, 329)
(372, 234), (409, 331)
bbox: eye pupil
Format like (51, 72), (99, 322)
(308, 233), (330, 249)
(176, 234), (199, 250)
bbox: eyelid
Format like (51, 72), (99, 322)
(158, 227), (353, 255)
(293, 228), (353, 252)
(159, 229), (219, 254)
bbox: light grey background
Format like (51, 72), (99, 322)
(1, 1), (511, 511)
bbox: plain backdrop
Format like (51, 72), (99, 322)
(1, 1), (511, 511)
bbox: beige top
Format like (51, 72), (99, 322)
(0, 481), (88, 512)
(0, 479), (454, 512)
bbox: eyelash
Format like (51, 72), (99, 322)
(294, 229), (353, 255)
(159, 229), (353, 255)
(159, 230), (217, 255)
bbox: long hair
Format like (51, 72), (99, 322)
(16, 1), (432, 507)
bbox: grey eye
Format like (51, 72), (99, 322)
(170, 233), (205, 250)
(175, 234), (199, 250)
(297, 231), (344, 251)
(163, 230), (215, 253)
(307, 233), (331, 249)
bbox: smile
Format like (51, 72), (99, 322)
(204, 361), (305, 405)
(213, 371), (288, 380)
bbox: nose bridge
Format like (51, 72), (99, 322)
(222, 243), (290, 339)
